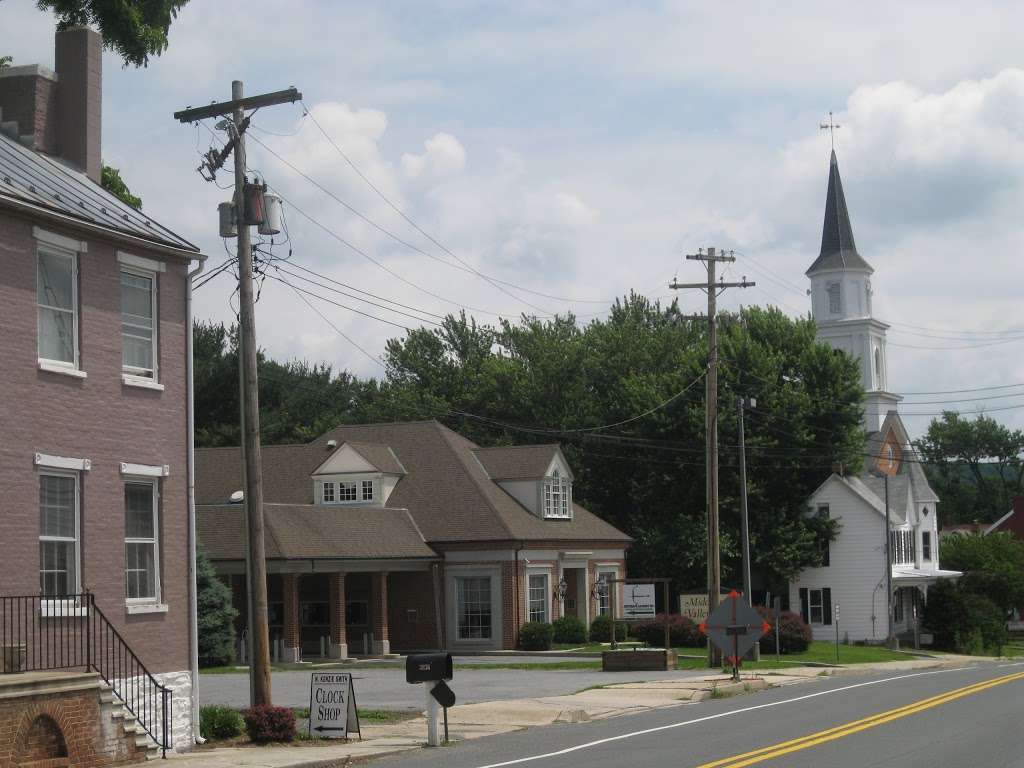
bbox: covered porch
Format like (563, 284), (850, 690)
(892, 567), (962, 647)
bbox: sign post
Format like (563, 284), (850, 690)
(699, 590), (770, 681)
(622, 583), (657, 621)
(835, 603), (840, 664)
(308, 672), (360, 740)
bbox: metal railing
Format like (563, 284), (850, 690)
(0, 592), (172, 757)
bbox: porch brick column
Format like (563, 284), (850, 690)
(372, 572), (390, 655)
(329, 572), (348, 660)
(282, 573), (301, 663)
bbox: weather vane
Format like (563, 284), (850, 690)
(819, 111), (842, 150)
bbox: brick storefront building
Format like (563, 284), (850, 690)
(196, 421), (631, 657)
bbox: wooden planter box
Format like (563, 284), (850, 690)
(602, 649), (677, 672)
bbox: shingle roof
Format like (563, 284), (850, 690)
(196, 421), (632, 545)
(472, 444), (560, 480)
(0, 132), (198, 253)
(342, 442), (407, 475)
(806, 150), (872, 276)
(197, 503), (437, 561)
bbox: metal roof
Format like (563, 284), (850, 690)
(0, 131), (198, 253)
(806, 150), (872, 276)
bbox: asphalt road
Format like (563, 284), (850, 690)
(372, 661), (1024, 768)
(199, 658), (711, 710)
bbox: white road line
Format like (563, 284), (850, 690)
(471, 666), (987, 768)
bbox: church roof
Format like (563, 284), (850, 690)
(806, 150), (873, 276)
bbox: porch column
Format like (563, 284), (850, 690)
(329, 572), (348, 660)
(372, 572), (390, 655)
(282, 573), (301, 663)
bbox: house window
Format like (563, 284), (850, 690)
(802, 587), (832, 626)
(887, 446), (895, 468)
(922, 531), (932, 561)
(339, 482), (357, 501)
(121, 269), (158, 379)
(39, 474), (79, 596)
(528, 573), (549, 623)
(544, 470), (572, 519)
(827, 282), (842, 314)
(457, 577), (492, 640)
(361, 480), (374, 501)
(890, 530), (914, 565)
(597, 571), (615, 616)
(322, 482), (335, 503)
(817, 504), (830, 567)
(125, 481), (159, 601)
(37, 248), (78, 366)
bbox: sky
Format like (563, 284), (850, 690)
(4, 0), (1024, 437)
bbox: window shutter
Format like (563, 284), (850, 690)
(799, 588), (809, 624)
(822, 588), (832, 626)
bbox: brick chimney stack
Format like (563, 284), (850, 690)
(54, 26), (102, 183)
(0, 26), (102, 184)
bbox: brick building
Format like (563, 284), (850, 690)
(0, 27), (204, 757)
(196, 421), (632, 657)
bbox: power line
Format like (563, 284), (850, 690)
(266, 272), (427, 330)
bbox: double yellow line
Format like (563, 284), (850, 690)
(696, 670), (1024, 768)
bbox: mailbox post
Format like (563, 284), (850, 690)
(406, 653), (454, 747)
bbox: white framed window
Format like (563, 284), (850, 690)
(826, 282), (842, 314)
(339, 481), (357, 501)
(544, 470), (572, 519)
(528, 573), (549, 624)
(922, 531), (932, 561)
(322, 482), (335, 503)
(121, 268), (158, 380)
(39, 473), (79, 596)
(37, 247), (79, 368)
(809, 588), (824, 625)
(457, 576), (492, 640)
(124, 480), (160, 602)
(361, 480), (374, 501)
(596, 570), (615, 616)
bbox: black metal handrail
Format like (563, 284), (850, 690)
(0, 592), (172, 757)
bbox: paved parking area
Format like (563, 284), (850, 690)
(199, 657), (709, 710)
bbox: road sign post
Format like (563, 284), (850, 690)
(699, 590), (770, 681)
(308, 672), (360, 740)
(835, 603), (841, 664)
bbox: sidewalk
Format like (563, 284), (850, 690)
(168, 657), (975, 767)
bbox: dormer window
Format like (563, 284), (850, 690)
(323, 482), (335, 502)
(361, 480), (374, 501)
(544, 470), (572, 519)
(339, 482), (357, 501)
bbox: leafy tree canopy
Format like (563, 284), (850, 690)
(38, 0), (189, 67)
(917, 412), (1024, 525)
(101, 164), (142, 209)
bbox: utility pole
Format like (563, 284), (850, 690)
(175, 83), (301, 707)
(737, 395), (758, 660)
(883, 473), (896, 650)
(670, 247), (753, 667)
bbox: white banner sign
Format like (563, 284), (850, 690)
(309, 672), (360, 739)
(622, 583), (657, 620)
(679, 593), (710, 622)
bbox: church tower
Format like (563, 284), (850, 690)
(807, 150), (901, 433)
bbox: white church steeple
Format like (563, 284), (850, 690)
(808, 150), (901, 432)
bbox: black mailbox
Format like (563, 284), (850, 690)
(406, 652), (453, 684)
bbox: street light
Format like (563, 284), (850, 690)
(556, 578), (569, 602)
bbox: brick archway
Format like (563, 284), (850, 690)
(9, 702), (85, 767)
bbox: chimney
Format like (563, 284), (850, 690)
(54, 26), (102, 184)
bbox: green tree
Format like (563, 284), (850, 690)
(101, 164), (142, 209)
(917, 413), (1024, 525)
(939, 532), (1024, 617)
(38, 0), (190, 67)
(0, 56), (12, 69)
(196, 546), (236, 667)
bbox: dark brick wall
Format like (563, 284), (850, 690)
(0, 211), (192, 674)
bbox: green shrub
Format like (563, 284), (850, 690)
(632, 613), (702, 647)
(756, 606), (812, 654)
(588, 615), (629, 643)
(199, 705), (244, 740)
(197, 546), (237, 667)
(551, 616), (587, 644)
(922, 580), (1007, 654)
(519, 621), (554, 650)
(242, 705), (296, 743)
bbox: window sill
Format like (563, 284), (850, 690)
(122, 374), (164, 391)
(39, 601), (88, 618)
(126, 602), (168, 615)
(38, 360), (87, 379)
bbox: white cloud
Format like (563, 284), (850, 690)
(402, 132), (467, 179)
